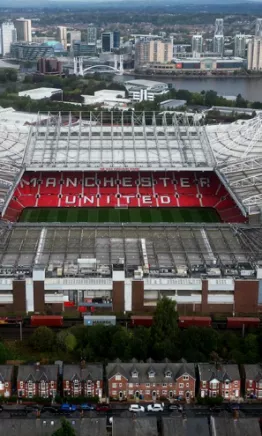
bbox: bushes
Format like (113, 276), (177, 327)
(62, 395), (99, 404)
(197, 395), (223, 406)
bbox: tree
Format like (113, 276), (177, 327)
(56, 330), (77, 353)
(30, 326), (55, 352)
(52, 418), (76, 436)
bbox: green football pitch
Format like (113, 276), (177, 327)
(19, 207), (220, 223)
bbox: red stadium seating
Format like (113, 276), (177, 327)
(3, 170), (246, 223)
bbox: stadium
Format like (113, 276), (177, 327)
(0, 110), (261, 317)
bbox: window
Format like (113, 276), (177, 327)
(183, 375), (189, 381)
(145, 390), (150, 395)
(165, 371), (172, 378)
(66, 381), (69, 387)
(210, 383), (218, 389)
(129, 383), (133, 388)
(132, 371), (138, 378)
(112, 391), (117, 396)
(129, 390), (133, 395)
(234, 381), (238, 386)
(115, 375), (121, 381)
(186, 383), (189, 388)
(20, 382), (23, 388)
(112, 383), (117, 388)
(50, 381), (54, 388)
(162, 383), (167, 387)
(249, 380), (253, 386)
(162, 390), (167, 395)
(74, 380), (79, 387)
(4, 382), (8, 388)
(119, 383), (122, 388)
(148, 371), (155, 378)
(179, 383), (184, 388)
(146, 383), (150, 388)
(179, 391), (184, 396)
(202, 381), (206, 387)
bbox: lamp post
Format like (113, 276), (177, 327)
(18, 321), (23, 341)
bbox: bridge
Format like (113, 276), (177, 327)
(74, 56), (124, 76)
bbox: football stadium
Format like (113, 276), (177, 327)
(0, 110), (262, 316)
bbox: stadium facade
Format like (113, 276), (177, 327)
(0, 111), (262, 315)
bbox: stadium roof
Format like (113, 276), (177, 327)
(1, 111), (262, 215)
(23, 111), (215, 171)
(0, 223), (260, 278)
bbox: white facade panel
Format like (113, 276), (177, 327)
(124, 279), (132, 312)
(44, 277), (112, 291)
(208, 278), (234, 291)
(112, 270), (125, 281)
(144, 278), (202, 290)
(45, 294), (69, 304)
(0, 279), (12, 290)
(25, 278), (34, 312)
(207, 294), (234, 304)
(169, 294), (202, 303)
(0, 294), (13, 304)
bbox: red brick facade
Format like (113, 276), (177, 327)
(198, 364), (240, 400)
(244, 365), (262, 399)
(0, 365), (13, 398)
(63, 364), (103, 399)
(107, 361), (196, 401)
(17, 364), (58, 399)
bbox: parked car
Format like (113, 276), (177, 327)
(168, 404), (183, 412)
(60, 404), (77, 412)
(225, 403), (240, 412)
(80, 403), (95, 411)
(128, 404), (145, 413)
(210, 406), (224, 414)
(108, 417), (113, 425)
(42, 406), (59, 414)
(147, 403), (164, 412)
(95, 404), (111, 412)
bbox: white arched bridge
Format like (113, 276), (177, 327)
(73, 56), (124, 76)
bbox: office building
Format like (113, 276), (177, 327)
(15, 18), (32, 43)
(37, 58), (63, 75)
(113, 30), (120, 49)
(192, 35), (203, 57)
(57, 26), (67, 50)
(135, 39), (173, 67)
(102, 32), (113, 52)
(1, 22), (17, 56)
(10, 42), (53, 60)
(73, 41), (97, 57)
(213, 35), (224, 56)
(87, 26), (97, 45)
(234, 34), (246, 58)
(248, 37), (262, 70)
(68, 30), (81, 52)
(255, 18), (262, 37)
(215, 18), (224, 36)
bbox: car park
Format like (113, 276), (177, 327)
(147, 403), (164, 412)
(128, 404), (145, 413)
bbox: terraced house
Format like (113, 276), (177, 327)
(17, 363), (58, 398)
(244, 364), (262, 399)
(0, 365), (14, 397)
(63, 364), (103, 398)
(198, 363), (240, 400)
(106, 359), (195, 401)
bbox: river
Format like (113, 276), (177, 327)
(115, 75), (262, 102)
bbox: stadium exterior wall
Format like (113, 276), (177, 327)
(0, 277), (260, 316)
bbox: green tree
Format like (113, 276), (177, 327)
(30, 326), (55, 352)
(0, 342), (8, 364)
(52, 418), (76, 436)
(56, 330), (77, 352)
(129, 327), (151, 361)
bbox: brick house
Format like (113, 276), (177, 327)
(106, 359), (196, 401)
(244, 364), (262, 399)
(63, 364), (103, 399)
(17, 363), (58, 398)
(198, 363), (240, 400)
(0, 365), (13, 398)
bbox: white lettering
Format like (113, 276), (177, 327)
(84, 177), (95, 187)
(122, 195), (135, 204)
(82, 196), (94, 204)
(180, 178), (190, 187)
(199, 177), (210, 187)
(142, 196), (152, 204)
(103, 177), (114, 187)
(65, 196), (76, 204)
(159, 177), (170, 187)
(160, 196), (171, 204)
(20, 178), (38, 188)
(46, 178), (56, 187)
(66, 177), (77, 187)
(122, 177), (132, 187)
(140, 177), (152, 187)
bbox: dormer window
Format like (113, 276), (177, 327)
(148, 370), (155, 378)
(132, 371), (138, 378)
(165, 371), (172, 378)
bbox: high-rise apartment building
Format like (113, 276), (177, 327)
(192, 35), (203, 57)
(248, 37), (262, 70)
(102, 32), (113, 52)
(255, 18), (262, 37)
(37, 58), (63, 75)
(234, 34), (246, 58)
(1, 21), (17, 56)
(135, 39), (173, 67)
(214, 18), (224, 36)
(113, 31), (120, 49)
(57, 26), (67, 50)
(87, 26), (97, 45)
(15, 18), (32, 42)
(68, 30), (81, 52)
(213, 35), (224, 56)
